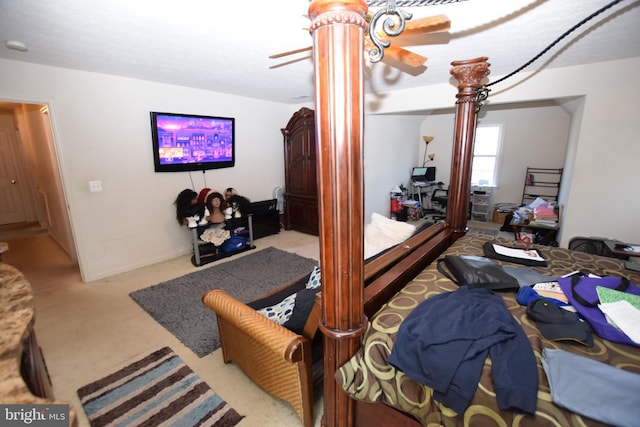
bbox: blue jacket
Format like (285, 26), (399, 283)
(388, 286), (538, 415)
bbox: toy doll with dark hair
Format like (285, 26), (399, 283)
(224, 187), (237, 200)
(174, 189), (206, 226)
(224, 187), (251, 218)
(205, 191), (228, 224)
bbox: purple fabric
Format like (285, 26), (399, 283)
(557, 276), (640, 347)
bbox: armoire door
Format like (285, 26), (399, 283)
(282, 107), (318, 236)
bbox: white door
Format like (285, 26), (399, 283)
(0, 113), (27, 224)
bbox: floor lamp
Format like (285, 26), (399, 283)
(422, 136), (434, 166)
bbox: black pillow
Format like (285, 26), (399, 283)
(247, 275), (308, 310)
(283, 287), (320, 334)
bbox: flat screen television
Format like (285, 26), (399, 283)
(150, 111), (235, 172)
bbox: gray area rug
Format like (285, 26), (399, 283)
(130, 247), (318, 357)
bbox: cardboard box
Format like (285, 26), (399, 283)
(492, 209), (510, 225)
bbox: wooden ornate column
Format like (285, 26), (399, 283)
(447, 57), (491, 238)
(308, 1), (368, 426)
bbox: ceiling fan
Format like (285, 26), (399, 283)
(269, 13), (451, 73)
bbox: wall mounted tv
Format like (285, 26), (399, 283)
(150, 111), (235, 172)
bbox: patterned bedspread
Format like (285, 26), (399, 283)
(336, 232), (640, 426)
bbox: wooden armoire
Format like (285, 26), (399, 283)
(281, 107), (319, 235)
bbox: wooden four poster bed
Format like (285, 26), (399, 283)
(306, 1), (640, 427)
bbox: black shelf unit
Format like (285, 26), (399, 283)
(521, 167), (563, 205)
(190, 215), (256, 267)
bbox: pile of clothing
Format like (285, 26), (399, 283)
(512, 197), (558, 227)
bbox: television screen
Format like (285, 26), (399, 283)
(150, 111), (235, 172)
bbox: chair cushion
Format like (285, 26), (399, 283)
(249, 271), (320, 333)
(247, 275), (309, 310)
(283, 287), (320, 334)
(306, 265), (321, 289)
(256, 292), (297, 325)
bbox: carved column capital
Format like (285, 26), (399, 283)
(309, 1), (367, 32)
(450, 57), (490, 91)
(309, 0), (368, 23)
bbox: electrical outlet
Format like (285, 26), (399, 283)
(89, 180), (103, 192)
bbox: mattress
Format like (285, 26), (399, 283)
(336, 232), (640, 426)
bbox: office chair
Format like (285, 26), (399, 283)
(430, 188), (448, 220)
(568, 237), (616, 258)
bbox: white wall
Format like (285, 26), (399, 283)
(2, 56), (638, 280)
(367, 57), (640, 247)
(363, 114), (425, 221)
(420, 102), (571, 207)
(0, 58), (300, 281)
(0, 57), (420, 281)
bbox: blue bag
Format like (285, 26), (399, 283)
(221, 235), (248, 253)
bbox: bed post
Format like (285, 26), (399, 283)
(308, 1), (368, 426)
(447, 57), (491, 238)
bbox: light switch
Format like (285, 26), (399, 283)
(89, 180), (103, 192)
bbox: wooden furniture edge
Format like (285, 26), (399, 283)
(363, 227), (453, 317)
(364, 221), (448, 284)
(308, 1), (489, 425)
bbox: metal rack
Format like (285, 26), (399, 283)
(521, 167), (563, 205)
(190, 215), (255, 267)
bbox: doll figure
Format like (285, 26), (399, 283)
(224, 187), (238, 201)
(224, 188), (251, 219)
(197, 187), (213, 205)
(174, 189), (205, 227)
(199, 207), (210, 226)
(205, 191), (228, 225)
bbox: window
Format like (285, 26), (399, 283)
(471, 125), (502, 186)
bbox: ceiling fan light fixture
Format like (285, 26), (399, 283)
(6, 40), (28, 52)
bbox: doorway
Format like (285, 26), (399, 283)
(0, 100), (77, 267)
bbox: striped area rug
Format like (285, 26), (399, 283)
(77, 347), (243, 427)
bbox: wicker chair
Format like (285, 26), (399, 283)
(202, 275), (321, 427)
(201, 223), (444, 427)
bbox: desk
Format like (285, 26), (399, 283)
(605, 241), (640, 258)
(605, 241), (640, 272)
(510, 221), (559, 246)
(410, 181), (437, 212)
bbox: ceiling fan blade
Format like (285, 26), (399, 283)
(269, 46), (312, 59)
(402, 14), (451, 35)
(271, 15), (438, 72)
(381, 44), (427, 68)
(269, 55), (312, 69)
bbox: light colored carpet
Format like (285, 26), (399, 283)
(129, 247), (318, 357)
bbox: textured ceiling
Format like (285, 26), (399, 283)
(0, 0), (638, 104)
